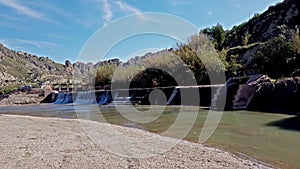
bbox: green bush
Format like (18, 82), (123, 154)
(95, 64), (116, 85)
(201, 23), (226, 50)
(0, 86), (17, 95)
(250, 36), (300, 78)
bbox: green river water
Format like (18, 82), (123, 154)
(0, 104), (299, 168)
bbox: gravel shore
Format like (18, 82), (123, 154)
(0, 115), (273, 169)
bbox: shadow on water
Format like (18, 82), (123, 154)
(266, 116), (300, 131)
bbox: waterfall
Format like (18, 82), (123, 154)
(210, 86), (226, 110)
(73, 91), (97, 104)
(53, 92), (73, 104)
(167, 88), (181, 105)
(98, 91), (112, 105)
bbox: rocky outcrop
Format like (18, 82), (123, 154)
(232, 85), (256, 109)
(231, 75), (264, 110)
(72, 62), (94, 76)
(64, 60), (73, 76)
(63, 59), (123, 85)
(95, 58), (122, 67)
(248, 77), (300, 114)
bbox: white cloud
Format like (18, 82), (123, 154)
(97, 0), (113, 24)
(0, 0), (44, 19)
(115, 1), (141, 14)
(1, 39), (60, 49)
(96, 0), (144, 26)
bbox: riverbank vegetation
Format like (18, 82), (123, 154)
(91, 26), (300, 87)
(91, 0), (300, 87)
(1, 0), (299, 93)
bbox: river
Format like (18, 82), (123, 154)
(0, 104), (299, 168)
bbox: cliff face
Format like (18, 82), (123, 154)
(218, 0), (300, 80)
(224, 0), (300, 48)
(66, 59), (122, 82)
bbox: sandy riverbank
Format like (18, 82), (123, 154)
(0, 115), (273, 169)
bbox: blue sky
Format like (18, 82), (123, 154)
(0, 0), (283, 63)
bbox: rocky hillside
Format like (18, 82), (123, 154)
(69, 0), (300, 86)
(0, 44), (65, 83)
(0, 43), (123, 89)
(224, 0), (300, 48)
(216, 0), (300, 79)
(1, 0), (300, 90)
(64, 58), (122, 83)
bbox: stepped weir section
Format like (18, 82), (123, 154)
(41, 85), (228, 109)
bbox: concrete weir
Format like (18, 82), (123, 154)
(41, 85), (223, 107)
(42, 76), (265, 109)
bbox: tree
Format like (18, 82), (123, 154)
(95, 64), (116, 85)
(219, 49), (243, 77)
(201, 23), (226, 50)
(174, 33), (225, 84)
(250, 36), (300, 78)
(242, 34), (251, 46)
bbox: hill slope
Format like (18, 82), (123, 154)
(224, 0), (300, 48)
(1, 0), (300, 90)
(0, 44), (65, 83)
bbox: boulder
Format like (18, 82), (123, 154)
(248, 77), (300, 114)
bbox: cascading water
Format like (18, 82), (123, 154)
(167, 88), (181, 105)
(98, 91), (112, 105)
(73, 91), (97, 104)
(53, 92), (73, 104)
